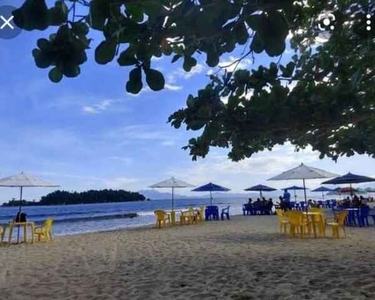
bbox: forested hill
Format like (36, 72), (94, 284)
(2, 190), (146, 206)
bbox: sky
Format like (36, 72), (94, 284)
(0, 0), (374, 203)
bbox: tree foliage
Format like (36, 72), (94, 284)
(13, 0), (375, 161)
(2, 189), (146, 206)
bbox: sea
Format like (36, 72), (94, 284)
(0, 198), (251, 236)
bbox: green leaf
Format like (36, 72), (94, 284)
(234, 22), (249, 45)
(95, 40), (117, 65)
(250, 34), (264, 53)
(183, 56), (197, 72)
(126, 67), (143, 94)
(172, 55), (182, 63)
(49, 67), (63, 83)
(118, 49), (138, 66)
(13, 0), (49, 31)
(49, 0), (68, 26)
(61, 64), (80, 77)
(89, 0), (109, 30)
(145, 68), (165, 91)
(32, 48), (51, 68)
(206, 49), (219, 67)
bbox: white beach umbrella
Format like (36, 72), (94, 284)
(268, 163), (338, 203)
(0, 172), (59, 241)
(149, 177), (195, 211)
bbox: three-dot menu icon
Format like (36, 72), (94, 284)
(366, 14), (371, 31)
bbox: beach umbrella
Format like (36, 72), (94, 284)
(311, 186), (333, 200)
(149, 177), (194, 224)
(192, 182), (230, 206)
(268, 163), (338, 204)
(0, 172), (59, 242)
(322, 172), (375, 196)
(244, 184), (276, 198)
(282, 185), (307, 202)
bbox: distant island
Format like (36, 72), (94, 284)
(2, 189), (146, 207)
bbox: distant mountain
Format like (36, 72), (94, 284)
(139, 189), (257, 200)
(139, 190), (189, 200)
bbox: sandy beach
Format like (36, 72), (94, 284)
(1, 215), (375, 300)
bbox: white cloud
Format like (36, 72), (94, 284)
(165, 84), (183, 91)
(219, 56), (252, 72)
(82, 99), (120, 114)
(167, 63), (206, 85)
(167, 144), (322, 193)
(161, 140), (175, 146)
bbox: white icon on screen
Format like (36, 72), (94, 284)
(318, 13), (336, 31)
(0, 15), (14, 30)
(366, 14), (371, 31)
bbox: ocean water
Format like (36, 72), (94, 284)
(0, 198), (250, 236)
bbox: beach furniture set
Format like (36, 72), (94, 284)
(1, 218), (54, 244)
(276, 208), (348, 239)
(154, 205), (230, 228)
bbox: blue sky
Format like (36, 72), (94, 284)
(0, 0), (374, 203)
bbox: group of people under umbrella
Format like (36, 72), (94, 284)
(149, 163), (375, 224)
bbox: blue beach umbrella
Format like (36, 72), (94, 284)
(192, 182), (230, 206)
(311, 186), (333, 200)
(282, 185), (307, 202)
(322, 173), (375, 196)
(244, 184), (276, 198)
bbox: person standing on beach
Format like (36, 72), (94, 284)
(283, 189), (291, 209)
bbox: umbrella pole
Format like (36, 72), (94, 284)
(171, 187), (175, 225)
(303, 179), (307, 209)
(350, 183), (353, 197)
(210, 190), (212, 206)
(260, 190), (262, 198)
(322, 191), (324, 201)
(17, 186), (23, 243)
(294, 190), (297, 202)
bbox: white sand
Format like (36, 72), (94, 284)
(1, 216), (375, 300)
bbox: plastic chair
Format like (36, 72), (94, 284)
(276, 209), (289, 234)
(194, 206), (204, 223)
(221, 206), (230, 220)
(180, 207), (195, 225)
(358, 206), (370, 227)
(326, 211), (348, 238)
(286, 210), (311, 238)
(33, 218), (53, 241)
(308, 208), (325, 236)
(205, 206), (219, 220)
(154, 210), (171, 228)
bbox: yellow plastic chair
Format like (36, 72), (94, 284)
(326, 211), (348, 238)
(33, 218), (53, 241)
(195, 206), (205, 223)
(154, 210), (171, 228)
(180, 207), (195, 225)
(286, 210), (311, 238)
(308, 208), (326, 236)
(276, 209), (289, 234)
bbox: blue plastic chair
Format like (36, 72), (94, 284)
(205, 206), (219, 220)
(358, 206), (370, 227)
(317, 201), (323, 208)
(221, 206), (230, 220)
(325, 200), (331, 208)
